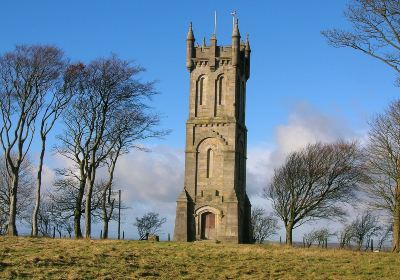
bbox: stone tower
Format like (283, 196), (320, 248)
(174, 20), (251, 243)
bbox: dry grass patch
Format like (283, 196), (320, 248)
(0, 237), (399, 279)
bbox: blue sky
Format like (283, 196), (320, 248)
(1, 0), (398, 239)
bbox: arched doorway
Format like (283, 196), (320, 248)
(201, 212), (216, 240)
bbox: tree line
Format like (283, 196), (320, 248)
(253, 100), (400, 251)
(0, 45), (167, 238)
(253, 0), (400, 252)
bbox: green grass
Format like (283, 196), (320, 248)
(0, 237), (399, 279)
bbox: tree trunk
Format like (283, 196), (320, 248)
(32, 137), (46, 237)
(101, 188), (109, 239)
(84, 189), (92, 239)
(101, 158), (117, 240)
(74, 179), (85, 238)
(7, 173), (19, 236)
(84, 173), (94, 239)
(74, 208), (82, 238)
(285, 223), (293, 246)
(393, 184), (400, 252)
(103, 218), (109, 239)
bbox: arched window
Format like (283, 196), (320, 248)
(218, 76), (224, 105)
(207, 148), (214, 178)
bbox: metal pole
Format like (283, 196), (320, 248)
(118, 189), (121, 240)
(231, 11), (237, 29)
(213, 11), (217, 36)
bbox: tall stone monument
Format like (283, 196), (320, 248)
(174, 19), (251, 243)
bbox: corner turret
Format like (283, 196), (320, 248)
(186, 22), (195, 70)
(232, 19), (240, 67)
(245, 34), (251, 79)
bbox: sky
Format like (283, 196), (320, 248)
(0, 0), (398, 240)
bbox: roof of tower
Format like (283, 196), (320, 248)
(232, 19), (240, 37)
(245, 33), (251, 51)
(187, 22), (195, 40)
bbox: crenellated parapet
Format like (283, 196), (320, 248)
(186, 20), (250, 79)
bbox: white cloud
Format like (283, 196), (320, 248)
(115, 146), (184, 204)
(41, 164), (55, 192)
(112, 146), (184, 239)
(275, 102), (353, 155)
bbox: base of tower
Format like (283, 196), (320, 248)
(174, 192), (252, 244)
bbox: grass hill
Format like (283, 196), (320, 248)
(1, 237), (400, 279)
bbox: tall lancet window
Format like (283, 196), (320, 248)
(241, 81), (245, 120)
(198, 76), (205, 105)
(237, 83), (241, 119)
(207, 148), (214, 178)
(218, 76), (224, 105)
(195, 76), (205, 117)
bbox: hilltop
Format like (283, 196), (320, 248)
(1, 237), (400, 279)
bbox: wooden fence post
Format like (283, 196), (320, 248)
(371, 239), (374, 252)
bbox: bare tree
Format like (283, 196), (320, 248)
(50, 169), (103, 238)
(351, 211), (382, 250)
(99, 180), (117, 239)
(337, 223), (356, 249)
(378, 224), (392, 250)
(34, 192), (75, 238)
(95, 179), (126, 240)
(0, 156), (34, 235)
(36, 195), (56, 237)
(303, 231), (316, 248)
(303, 228), (331, 248)
(56, 55), (160, 239)
(322, 0), (400, 84)
(336, 212), (382, 250)
(63, 218), (74, 238)
(264, 141), (366, 246)
(251, 207), (279, 243)
(50, 169), (84, 237)
(99, 111), (167, 239)
(134, 212), (166, 240)
(363, 100), (400, 251)
(0, 45), (66, 235)
(31, 55), (77, 237)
